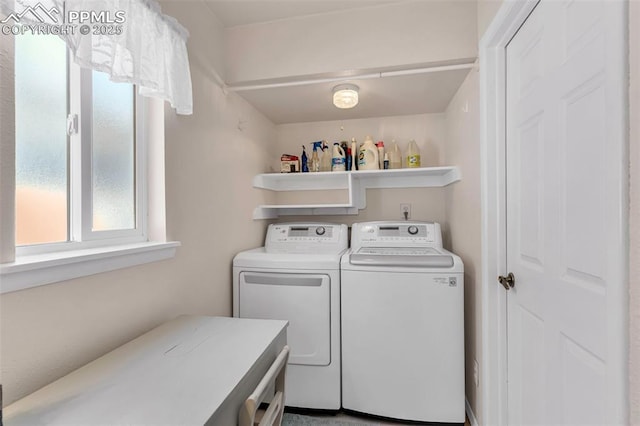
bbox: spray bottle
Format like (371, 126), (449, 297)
(310, 141), (322, 172)
(301, 146), (309, 172)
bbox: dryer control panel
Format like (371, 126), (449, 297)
(351, 221), (443, 251)
(265, 223), (349, 254)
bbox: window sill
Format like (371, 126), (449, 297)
(0, 241), (180, 294)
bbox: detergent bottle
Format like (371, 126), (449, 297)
(358, 136), (379, 170)
(406, 139), (421, 168)
(390, 140), (402, 169)
(319, 141), (332, 172)
(332, 143), (346, 171)
(310, 141), (322, 172)
(301, 145), (309, 172)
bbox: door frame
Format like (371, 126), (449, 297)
(479, 1), (630, 425)
(479, 2), (539, 424)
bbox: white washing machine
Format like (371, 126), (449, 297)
(233, 223), (348, 410)
(341, 221), (465, 423)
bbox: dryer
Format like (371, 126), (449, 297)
(233, 223), (348, 410)
(341, 221), (465, 423)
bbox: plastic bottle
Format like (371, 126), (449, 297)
(301, 146), (309, 172)
(383, 153), (389, 170)
(376, 141), (385, 170)
(310, 141), (322, 172)
(406, 139), (421, 168)
(390, 140), (402, 169)
(340, 141), (349, 166)
(332, 143), (346, 171)
(358, 136), (379, 170)
(320, 141), (332, 172)
(351, 138), (358, 171)
(346, 148), (353, 171)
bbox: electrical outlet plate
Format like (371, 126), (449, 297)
(400, 203), (411, 220)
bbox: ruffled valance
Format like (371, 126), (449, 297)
(3, 0), (193, 114)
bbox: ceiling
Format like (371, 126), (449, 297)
(203, 0), (405, 28)
(230, 66), (473, 124)
(201, 0), (475, 124)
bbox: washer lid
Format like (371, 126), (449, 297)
(349, 247), (454, 268)
(350, 221), (443, 251)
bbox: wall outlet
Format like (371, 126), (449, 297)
(473, 359), (479, 388)
(400, 203), (411, 220)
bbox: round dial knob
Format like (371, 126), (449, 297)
(408, 225), (419, 235)
(316, 226), (326, 236)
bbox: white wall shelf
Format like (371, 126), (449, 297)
(252, 166), (460, 219)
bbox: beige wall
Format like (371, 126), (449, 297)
(630, 1), (639, 423)
(477, 0), (503, 43)
(271, 113), (448, 227)
(275, 187), (447, 229)
(274, 113), (447, 170)
(0, 1), (276, 405)
(224, 1), (477, 83)
(443, 66), (482, 422)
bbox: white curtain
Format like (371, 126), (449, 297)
(4, 0), (193, 115)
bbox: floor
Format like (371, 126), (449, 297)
(336, 412), (471, 426)
(284, 409), (471, 426)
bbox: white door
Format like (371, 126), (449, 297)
(505, 0), (627, 424)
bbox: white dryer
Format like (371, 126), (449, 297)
(233, 223), (348, 410)
(341, 221), (465, 423)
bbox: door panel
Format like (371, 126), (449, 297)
(505, 0), (626, 424)
(238, 272), (331, 366)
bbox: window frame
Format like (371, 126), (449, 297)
(15, 48), (147, 256)
(1, 34), (178, 294)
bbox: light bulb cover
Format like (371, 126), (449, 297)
(332, 84), (359, 109)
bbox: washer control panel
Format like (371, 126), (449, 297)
(351, 221), (443, 250)
(266, 223), (348, 254)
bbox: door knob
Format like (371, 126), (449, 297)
(498, 272), (515, 290)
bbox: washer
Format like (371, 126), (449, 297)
(233, 223), (348, 410)
(341, 221), (465, 423)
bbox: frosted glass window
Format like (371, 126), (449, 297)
(15, 34), (68, 246)
(91, 71), (135, 231)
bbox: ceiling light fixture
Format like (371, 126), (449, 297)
(332, 84), (359, 109)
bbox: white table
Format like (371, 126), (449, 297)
(5, 316), (288, 425)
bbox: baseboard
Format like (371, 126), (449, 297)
(465, 398), (479, 426)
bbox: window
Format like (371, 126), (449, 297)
(15, 33), (68, 245)
(15, 33), (143, 252)
(1, 33), (178, 294)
